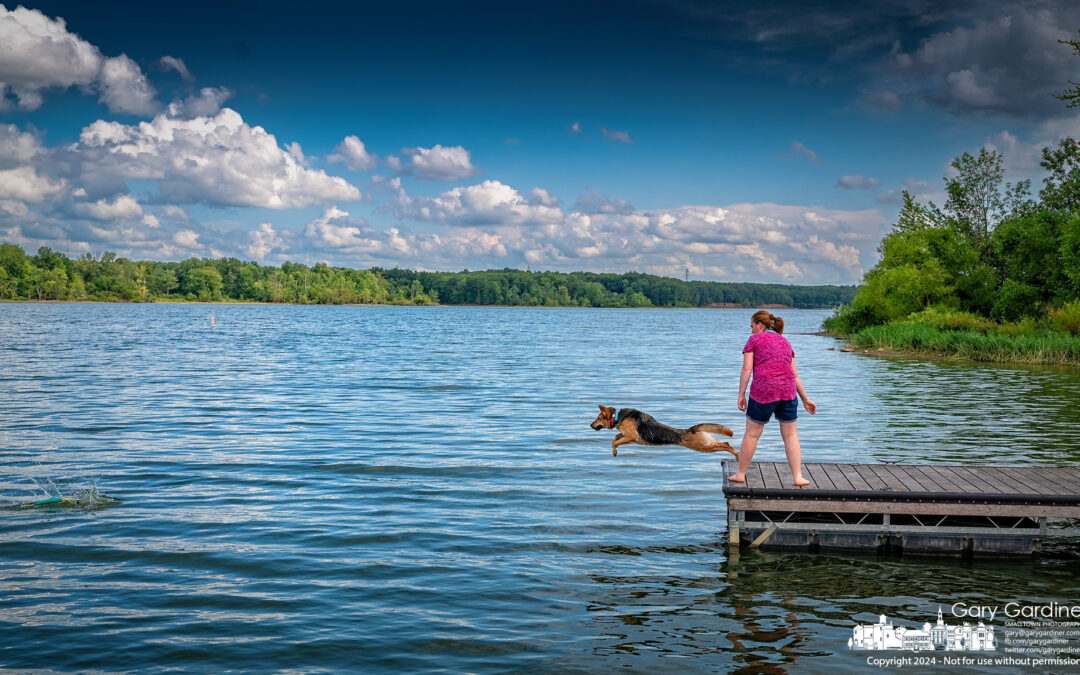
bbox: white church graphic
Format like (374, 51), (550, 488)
(849, 607), (996, 652)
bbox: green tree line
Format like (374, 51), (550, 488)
(825, 137), (1080, 335)
(0, 244), (855, 309)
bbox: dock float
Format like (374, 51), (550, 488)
(722, 461), (1080, 556)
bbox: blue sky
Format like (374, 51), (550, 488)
(1, 0), (1078, 283)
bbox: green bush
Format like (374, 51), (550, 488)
(1050, 300), (1080, 335)
(822, 302), (879, 335)
(906, 306), (996, 333)
(996, 316), (1045, 337)
(991, 279), (1043, 322)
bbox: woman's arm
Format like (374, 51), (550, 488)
(791, 359), (817, 414)
(738, 351), (753, 411)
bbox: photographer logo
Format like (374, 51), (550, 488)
(849, 608), (996, 652)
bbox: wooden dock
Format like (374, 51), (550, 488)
(722, 461), (1080, 556)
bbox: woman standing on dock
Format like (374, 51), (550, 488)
(728, 310), (816, 487)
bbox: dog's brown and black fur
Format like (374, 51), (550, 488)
(590, 405), (737, 457)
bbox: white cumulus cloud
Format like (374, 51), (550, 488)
(166, 86), (233, 119)
(328, 135), (377, 171)
(303, 206), (403, 255)
(0, 123), (43, 164)
(371, 178), (884, 283)
(402, 144), (479, 180)
(245, 222), (286, 260)
(388, 179), (562, 226)
(172, 228), (200, 249)
(0, 166), (64, 202)
(79, 194), (143, 220)
(77, 108), (362, 208)
(0, 5), (101, 110)
(0, 5), (159, 115)
(98, 55), (159, 115)
(528, 187), (560, 206)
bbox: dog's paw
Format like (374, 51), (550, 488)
(612, 447), (618, 457)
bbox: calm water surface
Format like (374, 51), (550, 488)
(1, 305), (1078, 673)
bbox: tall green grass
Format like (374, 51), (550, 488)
(851, 321), (1080, 365)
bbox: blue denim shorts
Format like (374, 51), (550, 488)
(747, 396), (798, 424)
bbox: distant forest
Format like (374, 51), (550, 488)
(0, 243), (855, 309)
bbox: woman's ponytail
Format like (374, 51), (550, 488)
(751, 309), (784, 334)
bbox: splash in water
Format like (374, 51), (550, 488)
(4, 479), (121, 509)
(72, 486), (122, 507)
(7, 484), (121, 510)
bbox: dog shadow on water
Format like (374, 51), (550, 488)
(590, 404), (738, 458)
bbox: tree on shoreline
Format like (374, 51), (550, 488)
(1056, 30), (1080, 108)
(826, 137), (1080, 334)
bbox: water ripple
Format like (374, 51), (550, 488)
(1, 304), (1078, 672)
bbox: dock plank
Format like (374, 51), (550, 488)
(933, 466), (997, 492)
(764, 462), (784, 490)
(910, 465), (961, 493)
(803, 463), (835, 490)
(869, 464), (909, 492)
(891, 464), (941, 492)
(837, 463), (872, 491)
(973, 466), (1051, 495)
(1026, 467), (1080, 494)
(747, 464), (765, 489)
(1038, 467), (1080, 491)
(1022, 468), (1080, 495)
(822, 463), (853, 491)
(962, 466), (1029, 494)
(989, 462), (1062, 494)
(753, 463), (767, 490)
(853, 464), (891, 491)
(1050, 467), (1080, 487)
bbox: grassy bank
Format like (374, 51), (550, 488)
(846, 320), (1080, 366)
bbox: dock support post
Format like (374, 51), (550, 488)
(726, 471), (741, 547)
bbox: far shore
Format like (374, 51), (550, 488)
(1, 299), (810, 310)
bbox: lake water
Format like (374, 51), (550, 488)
(1, 304), (1078, 673)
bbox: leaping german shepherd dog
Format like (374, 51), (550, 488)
(590, 405), (737, 457)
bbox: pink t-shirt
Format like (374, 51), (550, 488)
(743, 331), (796, 403)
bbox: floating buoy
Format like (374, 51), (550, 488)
(210, 313), (215, 327)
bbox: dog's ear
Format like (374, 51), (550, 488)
(603, 406), (615, 416)
(598, 404), (605, 411)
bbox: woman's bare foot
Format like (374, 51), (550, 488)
(728, 474), (745, 483)
(793, 476), (810, 486)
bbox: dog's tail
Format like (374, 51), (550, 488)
(689, 423), (734, 437)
